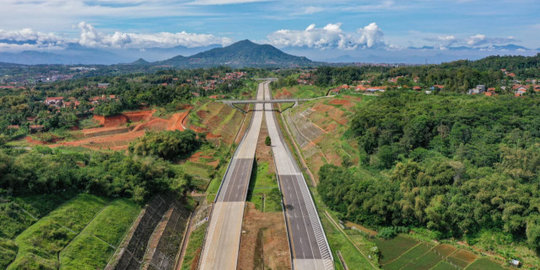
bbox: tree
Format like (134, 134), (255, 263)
(526, 215), (540, 251)
(265, 136), (271, 146)
(129, 130), (201, 161)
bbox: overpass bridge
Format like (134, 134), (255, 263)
(219, 98), (312, 113)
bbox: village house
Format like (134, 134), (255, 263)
(431, 85), (445, 91)
(90, 95), (117, 104)
(366, 86), (387, 93)
(514, 86), (528, 96)
(355, 85), (368, 91)
(97, 83), (110, 89)
(44, 97), (64, 107)
(468, 85), (486, 95)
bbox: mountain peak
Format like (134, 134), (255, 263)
(159, 40), (313, 68)
(132, 58), (149, 65)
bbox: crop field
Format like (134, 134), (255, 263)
(3, 194), (140, 270)
(465, 258), (504, 270)
(384, 242), (435, 270)
(375, 235), (506, 270)
(374, 235), (419, 264)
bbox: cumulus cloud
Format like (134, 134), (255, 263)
(420, 32), (519, 49)
(0, 28), (69, 51)
(465, 34), (515, 46)
(0, 22), (233, 52)
(267, 22), (384, 50)
(78, 22), (232, 48)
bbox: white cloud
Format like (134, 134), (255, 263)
(465, 33), (515, 46)
(0, 22), (233, 52)
(77, 22), (232, 48)
(302, 6), (324, 14)
(189, 0), (270, 5)
(267, 22), (384, 50)
(0, 28), (69, 51)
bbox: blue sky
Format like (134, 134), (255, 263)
(0, 0), (539, 62)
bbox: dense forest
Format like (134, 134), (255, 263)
(318, 91), (540, 251)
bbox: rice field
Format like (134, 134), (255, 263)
(375, 235), (506, 270)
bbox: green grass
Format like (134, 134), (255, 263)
(13, 193), (76, 218)
(247, 161), (281, 212)
(0, 193), (75, 268)
(320, 213), (378, 269)
(0, 238), (17, 269)
(8, 194), (107, 270)
(465, 258), (504, 270)
(183, 161), (213, 189)
(277, 85), (327, 98)
(374, 235), (419, 264)
(206, 164), (227, 202)
(181, 223), (207, 270)
(59, 199), (140, 270)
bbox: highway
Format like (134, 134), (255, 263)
(198, 82), (265, 270)
(263, 82), (334, 270)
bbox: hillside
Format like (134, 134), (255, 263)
(158, 40), (314, 68)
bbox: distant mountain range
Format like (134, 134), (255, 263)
(0, 39), (538, 66)
(0, 40), (315, 68)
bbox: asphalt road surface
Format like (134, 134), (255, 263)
(199, 82), (265, 270)
(263, 82), (334, 270)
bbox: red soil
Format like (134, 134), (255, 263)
(329, 99), (353, 107)
(52, 130), (146, 150)
(275, 88), (292, 99)
(46, 109), (192, 151)
(188, 152), (213, 163)
(312, 103), (348, 126)
(25, 136), (47, 145)
(93, 110), (154, 128)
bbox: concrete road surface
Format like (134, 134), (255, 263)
(263, 82), (334, 270)
(198, 82), (265, 270)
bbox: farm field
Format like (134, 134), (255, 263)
(3, 194), (140, 270)
(374, 235), (506, 270)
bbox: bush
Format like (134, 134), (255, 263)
(129, 130), (202, 161)
(378, 226), (409, 239)
(265, 136), (271, 146)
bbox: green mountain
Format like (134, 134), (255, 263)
(158, 40), (314, 68)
